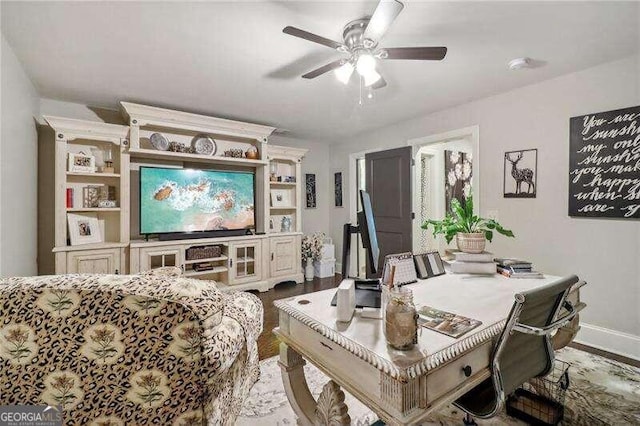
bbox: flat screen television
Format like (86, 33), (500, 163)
(139, 166), (255, 235)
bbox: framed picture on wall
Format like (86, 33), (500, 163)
(334, 172), (343, 207)
(305, 173), (316, 208)
(504, 149), (537, 198)
(444, 150), (472, 213)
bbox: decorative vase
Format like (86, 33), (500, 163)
(456, 232), (486, 254)
(304, 258), (314, 281)
(245, 146), (259, 160)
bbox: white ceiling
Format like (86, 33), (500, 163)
(2, 1), (638, 141)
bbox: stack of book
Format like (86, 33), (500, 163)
(446, 251), (496, 274)
(495, 258), (543, 278)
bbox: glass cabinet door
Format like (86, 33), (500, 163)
(229, 241), (261, 284)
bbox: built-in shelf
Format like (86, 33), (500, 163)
(185, 266), (228, 277)
(269, 181), (297, 186)
(183, 255), (228, 265)
(67, 208), (121, 212)
(52, 242), (129, 253)
(128, 148), (268, 167)
(66, 172), (121, 178)
(270, 206), (297, 210)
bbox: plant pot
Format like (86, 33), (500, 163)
(304, 259), (314, 281)
(456, 232), (486, 254)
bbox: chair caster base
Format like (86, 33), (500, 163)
(463, 413), (478, 426)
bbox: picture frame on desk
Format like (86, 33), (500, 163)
(414, 252), (446, 279)
(68, 213), (103, 246)
(382, 252), (418, 286)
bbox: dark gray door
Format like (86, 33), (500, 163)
(365, 146), (413, 278)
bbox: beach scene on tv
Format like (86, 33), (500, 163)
(140, 167), (255, 234)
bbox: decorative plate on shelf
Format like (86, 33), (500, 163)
(192, 135), (216, 156)
(149, 132), (169, 151)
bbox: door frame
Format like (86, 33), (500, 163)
(407, 125), (480, 253)
(347, 147), (383, 278)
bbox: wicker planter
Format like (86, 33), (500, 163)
(456, 232), (486, 254)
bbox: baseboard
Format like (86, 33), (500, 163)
(336, 263), (342, 276)
(574, 323), (640, 361)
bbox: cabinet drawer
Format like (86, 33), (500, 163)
(426, 341), (491, 403)
(288, 317), (380, 400)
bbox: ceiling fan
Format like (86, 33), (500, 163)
(282, 0), (447, 90)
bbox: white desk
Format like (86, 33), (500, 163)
(273, 273), (585, 426)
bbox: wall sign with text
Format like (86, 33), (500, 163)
(569, 105), (640, 219)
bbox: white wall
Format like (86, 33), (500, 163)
(331, 54), (640, 359)
(1, 35), (40, 277)
(39, 98), (124, 125)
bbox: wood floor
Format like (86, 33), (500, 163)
(250, 275), (639, 368)
(252, 275), (341, 360)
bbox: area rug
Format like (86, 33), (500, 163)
(237, 347), (640, 425)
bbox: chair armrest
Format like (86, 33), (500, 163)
(513, 301), (586, 336)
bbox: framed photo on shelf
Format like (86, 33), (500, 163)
(270, 189), (291, 207)
(67, 213), (103, 246)
(83, 186), (101, 208)
(68, 152), (96, 173)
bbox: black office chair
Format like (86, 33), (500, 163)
(454, 275), (583, 425)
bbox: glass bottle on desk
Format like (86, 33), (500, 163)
(384, 287), (418, 351)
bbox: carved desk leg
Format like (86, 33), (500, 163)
(278, 342), (351, 426)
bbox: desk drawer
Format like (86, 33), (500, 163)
(288, 317), (381, 400)
(426, 341), (491, 403)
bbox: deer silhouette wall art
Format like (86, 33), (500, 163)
(504, 149), (537, 198)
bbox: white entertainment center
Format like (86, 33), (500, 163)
(41, 102), (307, 292)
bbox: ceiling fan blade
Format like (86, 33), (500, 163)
(382, 47), (447, 60)
(363, 0), (405, 42)
(302, 59), (345, 79)
(372, 75), (387, 90)
(283, 26), (345, 50)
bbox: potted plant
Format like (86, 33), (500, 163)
(422, 196), (514, 253)
(301, 233), (324, 280)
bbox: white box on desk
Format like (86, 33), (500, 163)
(314, 258), (336, 278)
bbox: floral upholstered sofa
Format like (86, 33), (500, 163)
(0, 268), (263, 425)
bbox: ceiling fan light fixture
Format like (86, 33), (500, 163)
(362, 69), (381, 87)
(356, 54), (377, 76)
(334, 62), (354, 84)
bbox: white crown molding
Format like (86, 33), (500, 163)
(43, 115), (129, 143)
(120, 101), (276, 142)
(267, 145), (309, 161)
